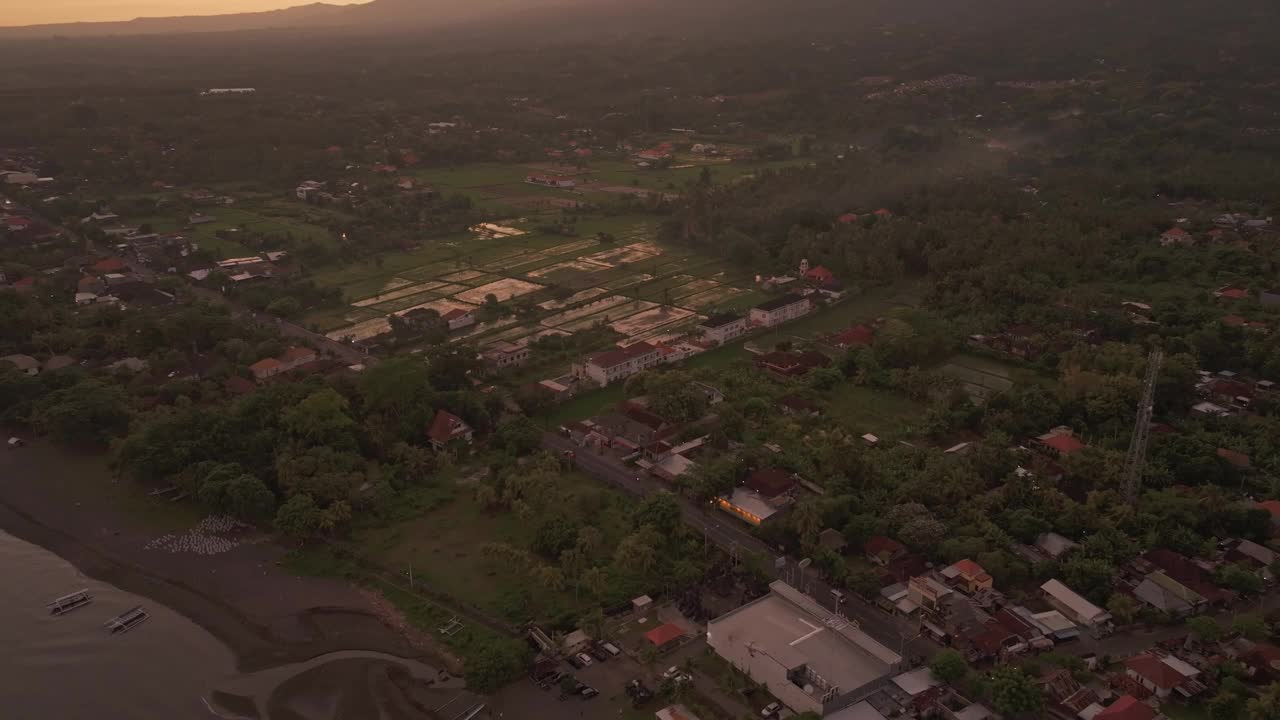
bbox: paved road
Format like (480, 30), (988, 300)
(543, 434), (937, 660)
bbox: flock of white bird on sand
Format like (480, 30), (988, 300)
(144, 515), (253, 555)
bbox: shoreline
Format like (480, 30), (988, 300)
(0, 441), (444, 674)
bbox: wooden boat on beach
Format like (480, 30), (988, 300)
(104, 606), (149, 634)
(47, 589), (93, 615)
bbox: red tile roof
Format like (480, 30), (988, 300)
(644, 622), (685, 647)
(968, 622), (1013, 657)
(1209, 378), (1254, 399)
(1219, 287), (1249, 300)
(873, 208), (893, 217)
(1096, 695), (1156, 720)
(832, 324), (874, 348)
(250, 358), (282, 372)
(13, 276), (34, 287)
(224, 376), (256, 395)
(1126, 653), (1185, 690)
(992, 608), (1037, 639)
(805, 265), (836, 284)
(837, 213), (859, 224)
(1163, 227), (1190, 237)
(279, 346), (315, 363)
(427, 409), (472, 444)
(1218, 447), (1251, 468)
(952, 558), (989, 580)
(1041, 434), (1086, 455)
(441, 308), (471, 321)
(744, 468), (796, 498)
(91, 257), (127, 273)
(1260, 500), (1280, 518)
(866, 535), (906, 560)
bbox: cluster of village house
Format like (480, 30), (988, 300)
(550, 380), (1280, 719)
(561, 529), (1280, 720)
(666, 500), (1279, 720)
(544, 260), (848, 396)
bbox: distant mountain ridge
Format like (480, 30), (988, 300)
(1, 0), (1270, 40)
(0, 0), (593, 38)
(0, 2), (354, 37)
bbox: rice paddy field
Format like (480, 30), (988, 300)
(309, 215), (769, 350)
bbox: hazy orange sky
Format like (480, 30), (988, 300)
(6, 0), (361, 26)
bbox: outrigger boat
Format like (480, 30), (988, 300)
(104, 606), (149, 634)
(47, 589), (93, 616)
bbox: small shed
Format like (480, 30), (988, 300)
(644, 623), (686, 650)
(818, 528), (847, 553)
(632, 594), (653, 615)
(561, 629), (591, 655)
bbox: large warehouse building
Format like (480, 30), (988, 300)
(706, 581), (903, 716)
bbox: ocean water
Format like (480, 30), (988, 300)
(0, 528), (236, 719)
(0, 529), (473, 720)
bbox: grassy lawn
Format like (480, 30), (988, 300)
(351, 472), (629, 624)
(825, 384), (926, 437)
(548, 382), (629, 426)
(134, 202), (343, 258)
(750, 282), (923, 349)
(412, 163), (539, 188)
(940, 351), (1054, 396)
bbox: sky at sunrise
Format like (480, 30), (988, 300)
(6, 0), (360, 26)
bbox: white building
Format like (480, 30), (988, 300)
(481, 341), (530, 372)
(575, 341), (662, 386)
(1040, 579), (1112, 631)
(442, 308), (476, 331)
(708, 581), (902, 717)
(750, 294), (811, 328)
(699, 313), (747, 344)
(525, 174), (576, 189)
(296, 180), (324, 200)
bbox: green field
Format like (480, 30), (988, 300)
(825, 384), (926, 436)
(352, 472), (629, 624)
(751, 282), (925, 349)
(133, 203), (342, 258)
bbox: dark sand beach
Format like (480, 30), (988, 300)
(0, 440), (428, 669)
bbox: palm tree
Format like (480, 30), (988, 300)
(792, 498), (824, 548)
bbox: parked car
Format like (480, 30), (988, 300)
(588, 645), (610, 662)
(663, 666), (692, 683)
(601, 641), (622, 657)
(761, 702), (782, 718)
(566, 655), (585, 669)
(579, 685), (599, 699)
(575, 652), (594, 667)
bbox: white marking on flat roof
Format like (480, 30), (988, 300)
(791, 618), (824, 646)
